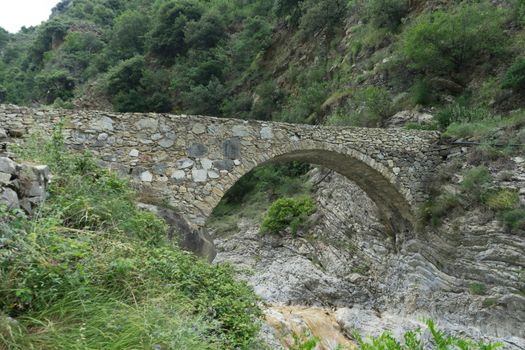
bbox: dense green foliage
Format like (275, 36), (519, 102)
(0, 129), (262, 349)
(502, 57), (525, 91)
(0, 0), (524, 133)
(261, 195), (316, 235)
(401, 3), (507, 76)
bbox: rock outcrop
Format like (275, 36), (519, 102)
(210, 164), (525, 349)
(0, 156), (50, 214)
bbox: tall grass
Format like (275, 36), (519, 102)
(0, 125), (262, 349)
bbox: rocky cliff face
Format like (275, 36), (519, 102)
(210, 159), (525, 348)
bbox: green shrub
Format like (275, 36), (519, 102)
(402, 2), (508, 76)
(148, 0), (203, 62)
(461, 166), (492, 202)
(298, 0), (347, 36)
(261, 196), (316, 235)
(501, 208), (525, 232)
(231, 16), (273, 69)
(34, 69), (75, 104)
(110, 10), (150, 59)
(327, 86), (392, 127)
(185, 12), (227, 50)
(468, 282), (487, 296)
(502, 57), (525, 91)
(437, 104), (493, 129)
(485, 189), (519, 211)
(419, 193), (461, 226)
(355, 319), (501, 350)
(106, 56), (172, 112)
(411, 79), (436, 106)
(362, 0), (409, 31)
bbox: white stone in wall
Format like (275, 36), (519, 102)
(192, 123), (206, 134)
(192, 169), (207, 182)
(0, 157), (17, 174)
(234, 159), (241, 166)
(232, 125), (249, 137)
(260, 126), (273, 140)
(129, 149), (139, 157)
(177, 159), (194, 169)
(151, 133), (163, 141)
(201, 158), (213, 170)
(135, 118), (158, 131)
(140, 171), (153, 182)
(90, 116), (113, 131)
(0, 172), (11, 185)
(159, 138), (175, 148)
(208, 170), (220, 179)
(97, 133), (108, 141)
(171, 170), (186, 181)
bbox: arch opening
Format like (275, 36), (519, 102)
(206, 149), (416, 247)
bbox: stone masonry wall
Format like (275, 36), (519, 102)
(0, 104), (441, 232)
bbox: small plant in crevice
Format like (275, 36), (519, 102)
(468, 282), (487, 296)
(261, 195), (316, 236)
(291, 330), (321, 350)
(419, 193), (462, 227)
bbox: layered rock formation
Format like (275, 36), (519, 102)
(211, 164), (525, 349)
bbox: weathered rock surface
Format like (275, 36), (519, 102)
(386, 109), (434, 128)
(211, 166), (525, 349)
(0, 157), (50, 213)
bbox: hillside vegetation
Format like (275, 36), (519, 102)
(2, 0), (523, 199)
(0, 0), (523, 128)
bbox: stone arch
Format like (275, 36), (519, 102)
(206, 141), (417, 239)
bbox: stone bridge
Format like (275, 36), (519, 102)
(0, 104), (441, 236)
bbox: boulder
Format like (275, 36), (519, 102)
(0, 157), (18, 175)
(0, 188), (19, 209)
(386, 110), (434, 128)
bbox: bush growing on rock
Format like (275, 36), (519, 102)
(261, 195), (316, 235)
(327, 86), (393, 127)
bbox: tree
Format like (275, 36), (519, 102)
(0, 27), (9, 52)
(402, 2), (508, 75)
(185, 12), (226, 50)
(298, 0), (347, 36)
(110, 10), (150, 59)
(363, 0), (409, 31)
(34, 70), (75, 103)
(274, 0), (303, 26)
(28, 19), (70, 67)
(106, 56), (172, 112)
(148, 0), (203, 63)
(502, 57), (525, 91)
